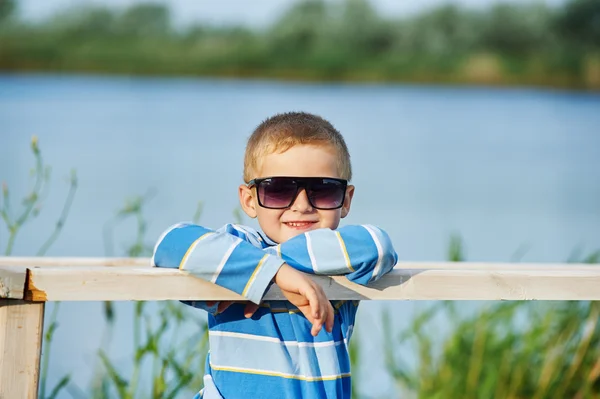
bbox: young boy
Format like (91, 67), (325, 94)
(152, 112), (398, 399)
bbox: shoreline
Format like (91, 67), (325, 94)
(1, 66), (598, 94)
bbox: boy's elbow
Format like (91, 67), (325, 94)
(370, 225), (398, 276)
(150, 222), (201, 269)
(151, 240), (179, 269)
(382, 247), (398, 272)
(381, 229), (397, 259)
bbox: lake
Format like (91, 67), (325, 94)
(1, 74), (599, 398)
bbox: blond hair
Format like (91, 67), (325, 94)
(243, 112), (352, 183)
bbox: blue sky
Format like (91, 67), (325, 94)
(19, 0), (566, 27)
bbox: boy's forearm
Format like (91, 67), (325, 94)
(277, 225), (398, 285)
(152, 223), (284, 304)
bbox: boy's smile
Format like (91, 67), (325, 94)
(283, 221), (318, 229)
(239, 144), (354, 243)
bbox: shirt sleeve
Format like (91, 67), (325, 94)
(276, 225), (398, 286)
(151, 222), (284, 304)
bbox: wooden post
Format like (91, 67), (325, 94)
(0, 300), (45, 399)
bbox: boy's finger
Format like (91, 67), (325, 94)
(325, 302), (335, 333)
(305, 287), (321, 320)
(244, 303), (260, 318)
(217, 301), (233, 313)
(311, 320), (323, 337)
(319, 300), (327, 324)
(316, 287), (329, 320)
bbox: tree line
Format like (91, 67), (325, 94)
(0, 0), (599, 89)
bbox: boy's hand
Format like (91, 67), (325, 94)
(273, 263), (335, 337)
(208, 264), (334, 337)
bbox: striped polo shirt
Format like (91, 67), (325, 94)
(152, 223), (398, 399)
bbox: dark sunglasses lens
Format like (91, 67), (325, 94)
(258, 178), (298, 208)
(307, 179), (346, 209)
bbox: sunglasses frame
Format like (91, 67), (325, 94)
(247, 176), (348, 210)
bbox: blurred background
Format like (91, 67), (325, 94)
(1, 0), (599, 398)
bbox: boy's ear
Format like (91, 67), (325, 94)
(341, 185), (355, 219)
(238, 184), (258, 218)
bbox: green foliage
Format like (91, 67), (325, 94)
(0, 136), (77, 257)
(384, 300), (600, 399)
(556, 0), (600, 49)
(1, 0), (599, 89)
(0, 0), (16, 23)
(479, 3), (555, 55)
(397, 5), (481, 55)
(91, 192), (209, 398)
(116, 3), (170, 38)
(381, 235), (600, 399)
(447, 233), (465, 262)
(0, 137), (78, 399)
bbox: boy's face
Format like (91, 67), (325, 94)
(239, 144), (354, 243)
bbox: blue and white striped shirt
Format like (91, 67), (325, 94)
(152, 223), (398, 399)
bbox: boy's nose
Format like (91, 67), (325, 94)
(290, 189), (313, 213)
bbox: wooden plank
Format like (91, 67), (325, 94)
(0, 300), (45, 399)
(0, 256), (150, 267)
(1, 256), (598, 271)
(24, 264), (600, 302)
(0, 266), (27, 299)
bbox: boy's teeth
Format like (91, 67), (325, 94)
(287, 222), (313, 227)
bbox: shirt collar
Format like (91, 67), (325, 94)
(257, 230), (279, 247)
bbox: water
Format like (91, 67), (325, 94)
(1, 74), (599, 398)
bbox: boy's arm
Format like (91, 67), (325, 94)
(152, 222), (335, 335)
(276, 225), (398, 286)
(152, 222), (284, 305)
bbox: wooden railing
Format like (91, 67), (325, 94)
(1, 257), (599, 398)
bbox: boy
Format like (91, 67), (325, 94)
(152, 112), (398, 399)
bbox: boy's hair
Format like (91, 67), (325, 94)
(243, 112), (352, 183)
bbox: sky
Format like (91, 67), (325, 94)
(18, 0), (566, 27)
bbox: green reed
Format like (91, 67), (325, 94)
(378, 235), (600, 399)
(84, 193), (209, 399)
(0, 136), (78, 399)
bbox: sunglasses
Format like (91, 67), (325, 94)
(247, 176), (348, 210)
